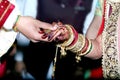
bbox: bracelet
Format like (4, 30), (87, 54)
(75, 39), (92, 63)
(80, 38), (89, 53)
(13, 15), (20, 32)
(66, 34), (85, 53)
(59, 24), (75, 47)
(78, 39), (93, 56)
(67, 25), (79, 47)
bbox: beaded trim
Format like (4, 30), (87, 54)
(102, 0), (120, 79)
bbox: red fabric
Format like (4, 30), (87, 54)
(97, 16), (105, 36)
(0, 0), (15, 28)
(90, 66), (103, 78)
(97, 0), (106, 36)
(68, 26), (79, 47)
(0, 60), (7, 78)
(0, 0), (10, 18)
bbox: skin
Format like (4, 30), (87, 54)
(14, 13), (103, 60)
(84, 15), (103, 59)
(16, 16), (57, 42)
(14, 1), (105, 60)
(51, 15), (103, 59)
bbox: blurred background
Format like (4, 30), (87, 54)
(0, 0), (103, 80)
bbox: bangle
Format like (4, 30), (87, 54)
(13, 15), (20, 32)
(66, 34), (85, 53)
(80, 38), (89, 53)
(67, 26), (79, 47)
(75, 38), (92, 63)
(78, 39), (93, 56)
(60, 24), (75, 47)
(57, 24), (74, 56)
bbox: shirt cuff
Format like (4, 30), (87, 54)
(3, 0), (21, 30)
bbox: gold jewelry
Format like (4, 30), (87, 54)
(78, 39), (92, 56)
(56, 24), (90, 63)
(60, 24), (74, 47)
(66, 34), (85, 53)
(13, 15), (21, 32)
(75, 38), (92, 63)
(57, 24), (75, 56)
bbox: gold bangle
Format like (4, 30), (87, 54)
(66, 34), (85, 53)
(78, 39), (92, 56)
(59, 24), (74, 47)
(75, 39), (92, 63)
(13, 25), (18, 32)
(82, 39), (92, 55)
(13, 15), (21, 32)
(57, 24), (74, 56)
(71, 34), (85, 53)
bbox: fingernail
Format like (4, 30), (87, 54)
(39, 31), (44, 34)
(48, 34), (53, 41)
(42, 34), (47, 39)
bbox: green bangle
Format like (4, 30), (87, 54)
(84, 69), (91, 79)
(13, 15), (21, 32)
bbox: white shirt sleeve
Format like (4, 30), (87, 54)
(0, 29), (17, 57)
(3, 0), (21, 30)
(0, 0), (20, 57)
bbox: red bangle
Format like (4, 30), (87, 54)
(68, 26), (79, 47)
(13, 15), (20, 32)
(81, 38), (89, 53)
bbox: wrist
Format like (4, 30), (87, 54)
(2, 0), (21, 31)
(60, 24), (75, 47)
(13, 15), (21, 32)
(57, 24), (93, 62)
(57, 24), (78, 56)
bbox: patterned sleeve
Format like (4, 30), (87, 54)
(0, 0), (20, 30)
(0, 0), (19, 57)
(95, 0), (104, 16)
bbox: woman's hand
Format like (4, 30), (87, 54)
(16, 16), (57, 42)
(46, 22), (70, 43)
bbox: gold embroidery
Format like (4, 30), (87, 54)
(102, 0), (120, 79)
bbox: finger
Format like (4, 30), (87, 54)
(29, 31), (48, 42)
(48, 29), (63, 42)
(46, 28), (60, 41)
(47, 26), (67, 41)
(41, 33), (48, 39)
(43, 24), (60, 35)
(37, 21), (57, 30)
